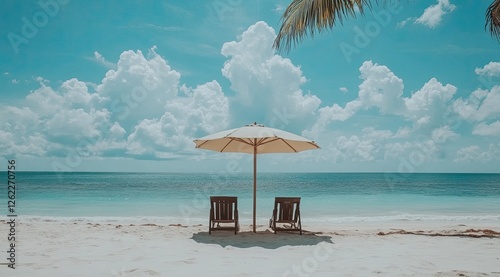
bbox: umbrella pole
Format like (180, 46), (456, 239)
(253, 146), (257, 233)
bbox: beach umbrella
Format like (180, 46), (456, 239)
(193, 122), (320, 233)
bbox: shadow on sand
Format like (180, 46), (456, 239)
(191, 229), (334, 249)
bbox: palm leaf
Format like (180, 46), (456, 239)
(273, 0), (374, 53)
(486, 0), (500, 41)
(275, 1), (500, 53)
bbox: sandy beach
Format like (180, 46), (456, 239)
(1, 219), (499, 276)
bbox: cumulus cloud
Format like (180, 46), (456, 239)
(431, 125), (458, 143)
(221, 21), (321, 132)
(472, 121), (500, 136)
(384, 141), (412, 159)
(0, 106), (47, 156)
(399, 0), (456, 28)
(1, 46), (230, 160)
(358, 61), (406, 115)
(6, 22), (321, 162)
(305, 60), (467, 166)
(307, 61), (457, 137)
(454, 143), (500, 162)
(97, 47), (183, 131)
(306, 61), (403, 137)
(25, 80), (107, 143)
(404, 78), (457, 129)
(332, 135), (378, 162)
(475, 62), (500, 77)
(126, 80), (230, 158)
(324, 130), (443, 164)
(453, 87), (500, 122)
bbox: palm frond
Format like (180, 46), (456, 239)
(273, 0), (374, 53)
(486, 0), (500, 41)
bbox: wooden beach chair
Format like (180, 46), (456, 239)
(269, 197), (302, 235)
(209, 196), (239, 234)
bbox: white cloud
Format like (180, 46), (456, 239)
(45, 108), (110, 138)
(358, 61), (406, 115)
(404, 77), (457, 128)
(334, 135), (377, 162)
(454, 143), (500, 162)
(472, 121), (500, 136)
(394, 127), (411, 138)
(126, 80), (229, 158)
(453, 86), (500, 122)
(11, 79), (19, 84)
(308, 61), (457, 137)
(431, 125), (458, 143)
(35, 76), (49, 85)
(384, 141), (412, 159)
(110, 122), (126, 137)
(273, 4), (285, 12)
(125, 88), (229, 158)
(189, 81), (230, 133)
(1, 45), (231, 160)
(94, 51), (116, 69)
(126, 114), (186, 156)
(397, 17), (415, 28)
(306, 61), (403, 137)
(305, 60), (464, 166)
(340, 87), (348, 93)
(97, 47), (182, 131)
(26, 79), (103, 116)
(399, 0), (456, 29)
(221, 21), (321, 132)
(454, 146), (484, 162)
(415, 0), (456, 28)
(305, 100), (361, 138)
(0, 106), (47, 156)
(475, 62), (500, 77)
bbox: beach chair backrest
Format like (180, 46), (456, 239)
(275, 197), (300, 222)
(210, 196), (237, 220)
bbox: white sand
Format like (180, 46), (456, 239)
(1, 219), (500, 276)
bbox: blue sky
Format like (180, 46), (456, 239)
(1, 0), (500, 173)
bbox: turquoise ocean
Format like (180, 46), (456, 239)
(3, 172), (500, 225)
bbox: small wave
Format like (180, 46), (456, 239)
(0, 215), (207, 224)
(307, 214), (500, 223)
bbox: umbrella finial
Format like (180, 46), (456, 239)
(247, 122), (264, 127)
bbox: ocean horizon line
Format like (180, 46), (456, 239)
(3, 170), (500, 175)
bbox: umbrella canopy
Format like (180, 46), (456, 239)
(194, 122), (320, 232)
